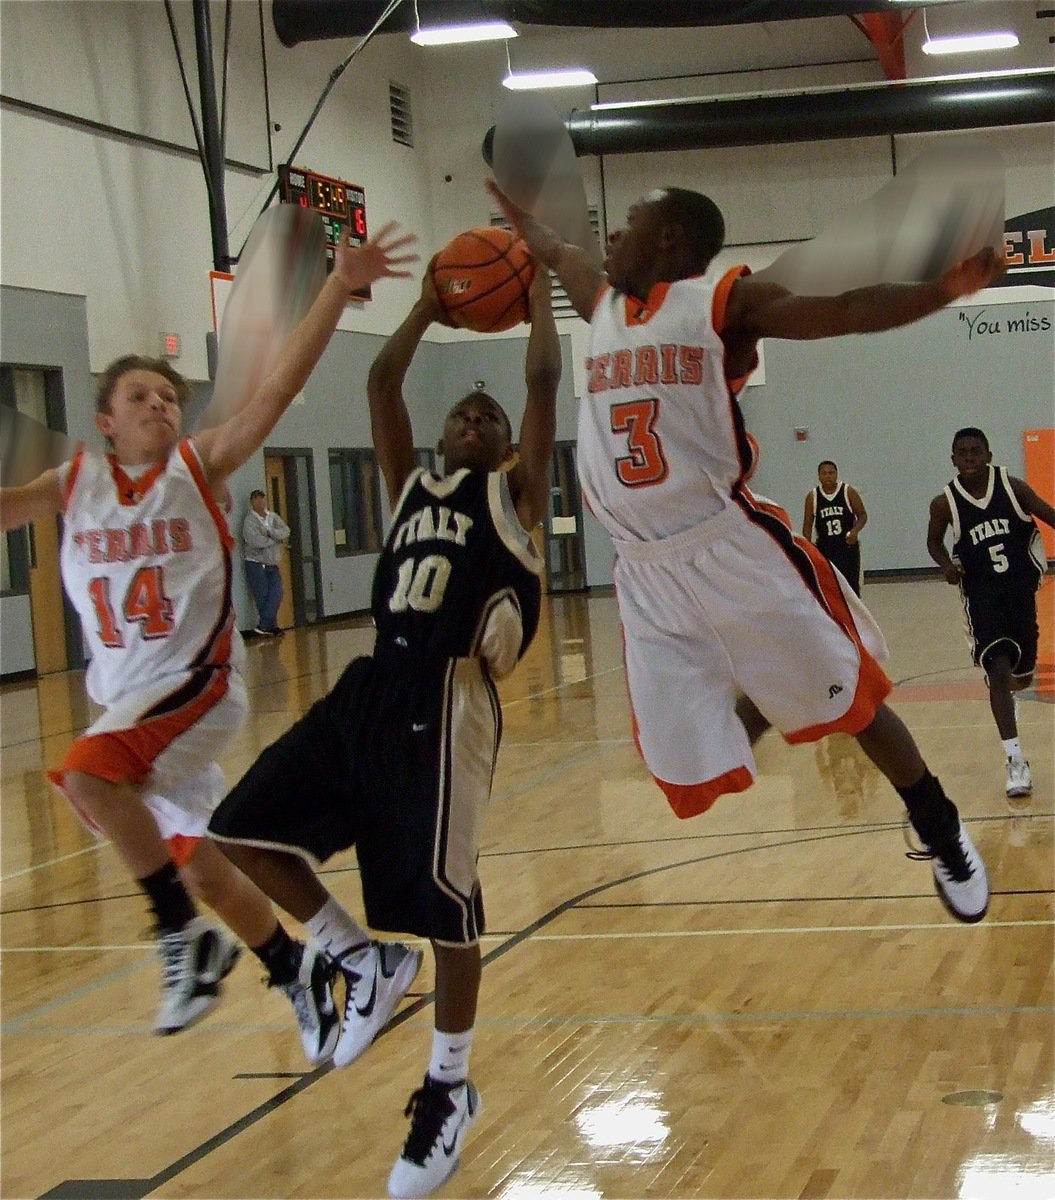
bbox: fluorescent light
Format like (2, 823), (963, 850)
(502, 68), (597, 90)
(922, 31), (1019, 55)
(410, 21), (516, 46)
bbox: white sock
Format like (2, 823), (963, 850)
(1002, 737), (1023, 760)
(305, 896), (369, 961)
(429, 1028), (474, 1086)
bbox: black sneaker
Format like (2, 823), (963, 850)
(273, 940), (339, 1064)
(387, 1074), (481, 1198)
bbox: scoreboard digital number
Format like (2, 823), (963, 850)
(279, 165), (370, 300)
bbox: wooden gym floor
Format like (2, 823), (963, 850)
(2, 579), (1052, 1200)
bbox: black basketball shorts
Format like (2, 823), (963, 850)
(961, 581), (1039, 677)
(208, 650), (499, 945)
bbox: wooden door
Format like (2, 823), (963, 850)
(27, 515), (66, 673)
(264, 455), (295, 631)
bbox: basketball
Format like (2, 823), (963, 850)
(430, 227), (535, 332)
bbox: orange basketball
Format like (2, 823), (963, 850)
(430, 227), (535, 333)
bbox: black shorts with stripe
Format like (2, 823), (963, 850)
(208, 643), (498, 944)
(961, 581), (1039, 675)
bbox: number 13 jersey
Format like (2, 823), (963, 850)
(58, 440), (240, 707)
(579, 269), (755, 543)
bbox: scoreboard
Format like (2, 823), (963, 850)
(278, 165), (370, 300)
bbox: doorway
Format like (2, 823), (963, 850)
(0, 365), (81, 674)
(264, 450), (323, 626)
(544, 441), (587, 593)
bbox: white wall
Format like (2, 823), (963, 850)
(0, 7), (1052, 664)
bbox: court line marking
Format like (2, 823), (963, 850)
(0, 841), (105, 881)
(2, 916), (1052, 957)
(7, 1000), (1053, 1040)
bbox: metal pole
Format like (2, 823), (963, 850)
(193, 0), (231, 271)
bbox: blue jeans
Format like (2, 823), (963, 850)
(245, 560), (283, 631)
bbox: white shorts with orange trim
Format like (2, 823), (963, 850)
(612, 501), (891, 819)
(48, 668), (247, 840)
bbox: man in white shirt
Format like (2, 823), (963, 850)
(242, 488), (290, 636)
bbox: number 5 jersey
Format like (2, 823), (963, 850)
(58, 440), (241, 707)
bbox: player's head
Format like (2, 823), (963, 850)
(606, 187), (725, 298)
(96, 355), (188, 462)
(817, 460), (839, 490)
(249, 488), (267, 515)
(438, 391), (514, 473)
(951, 427), (991, 480)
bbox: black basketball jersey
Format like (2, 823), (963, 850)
(371, 467), (543, 679)
(944, 466), (1044, 591)
(813, 483), (854, 556)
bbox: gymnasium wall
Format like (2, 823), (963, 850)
(0, 6), (1052, 656)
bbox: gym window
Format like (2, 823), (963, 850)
(329, 448), (383, 556)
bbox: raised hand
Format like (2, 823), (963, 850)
(940, 245), (1008, 301)
(334, 222), (419, 293)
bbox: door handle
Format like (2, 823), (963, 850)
(27, 523), (36, 570)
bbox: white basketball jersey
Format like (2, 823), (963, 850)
(59, 440), (241, 706)
(579, 268), (756, 541)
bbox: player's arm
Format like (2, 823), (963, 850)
(846, 486), (868, 545)
(0, 468), (64, 531)
(926, 494), (962, 584)
(802, 491), (815, 541)
(727, 247), (1006, 343)
(367, 269), (453, 507)
(509, 269), (561, 532)
(196, 224), (417, 487)
(486, 180), (603, 322)
(1008, 475), (1055, 531)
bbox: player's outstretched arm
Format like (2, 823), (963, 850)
(729, 246), (1007, 343)
(1009, 476), (1055, 531)
(510, 268), (561, 531)
(196, 223), (417, 486)
(367, 267), (452, 506)
(486, 179), (603, 322)
(0, 468), (64, 531)
(926, 494), (962, 584)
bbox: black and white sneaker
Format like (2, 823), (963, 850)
(333, 940), (423, 1068)
(155, 916), (227, 1034)
(906, 821), (990, 923)
(274, 940), (339, 1064)
(387, 1075), (481, 1199)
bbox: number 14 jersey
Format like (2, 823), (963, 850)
(58, 440), (239, 707)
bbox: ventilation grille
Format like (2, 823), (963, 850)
(389, 82), (413, 147)
(490, 208), (602, 318)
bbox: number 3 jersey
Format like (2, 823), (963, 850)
(579, 269), (756, 543)
(372, 467), (542, 680)
(944, 465), (1045, 593)
(58, 440), (241, 707)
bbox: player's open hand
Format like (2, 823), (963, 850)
(334, 222), (419, 293)
(940, 245), (1008, 301)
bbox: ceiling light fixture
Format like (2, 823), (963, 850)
(919, 8), (1018, 56)
(410, 21), (516, 46)
(502, 68), (598, 90)
(921, 31), (1019, 55)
